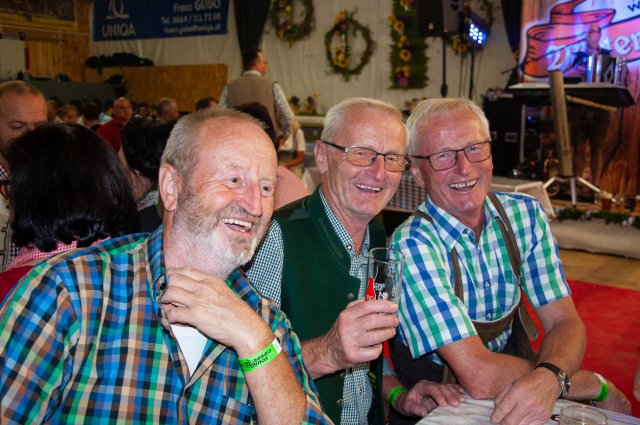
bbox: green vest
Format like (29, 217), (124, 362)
(274, 187), (387, 425)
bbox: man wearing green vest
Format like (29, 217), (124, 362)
(246, 98), (464, 424)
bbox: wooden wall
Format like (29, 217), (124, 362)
(0, 0), (91, 81)
(1, 1), (227, 111)
(122, 65), (227, 112)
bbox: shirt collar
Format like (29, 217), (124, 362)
(318, 187), (370, 255)
(422, 195), (500, 249)
(147, 225), (262, 312)
(242, 70), (262, 77)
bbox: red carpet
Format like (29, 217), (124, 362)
(529, 280), (640, 417)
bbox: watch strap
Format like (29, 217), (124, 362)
(537, 362), (570, 398)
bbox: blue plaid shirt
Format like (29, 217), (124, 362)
(0, 227), (330, 424)
(391, 192), (570, 364)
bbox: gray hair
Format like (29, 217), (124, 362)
(156, 97), (176, 116)
(321, 97), (408, 146)
(406, 98), (489, 155)
(161, 108), (265, 183)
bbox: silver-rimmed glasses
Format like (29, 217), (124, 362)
(411, 140), (492, 171)
(320, 139), (408, 172)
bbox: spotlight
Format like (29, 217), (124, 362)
(463, 10), (488, 46)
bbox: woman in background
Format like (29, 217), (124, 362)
(0, 124), (139, 301)
(119, 117), (175, 232)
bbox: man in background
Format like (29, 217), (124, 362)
(566, 24), (611, 187)
(97, 96), (133, 152)
(195, 96), (218, 111)
(218, 48), (294, 142)
(0, 81), (47, 272)
(156, 97), (180, 121)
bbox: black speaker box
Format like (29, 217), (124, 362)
(416, 0), (463, 37)
(483, 97), (523, 177)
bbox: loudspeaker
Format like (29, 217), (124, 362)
(483, 97), (524, 177)
(416, 0), (463, 37)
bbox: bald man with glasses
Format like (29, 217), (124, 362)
(389, 98), (630, 425)
(246, 97), (464, 425)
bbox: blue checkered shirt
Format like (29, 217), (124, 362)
(246, 189), (392, 425)
(0, 227), (330, 424)
(390, 192), (570, 364)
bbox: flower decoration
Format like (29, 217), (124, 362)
(270, 0), (315, 47)
(324, 9), (375, 82)
(288, 93), (320, 116)
(388, 0), (428, 89)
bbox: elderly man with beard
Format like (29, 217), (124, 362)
(0, 109), (330, 424)
(246, 97), (464, 425)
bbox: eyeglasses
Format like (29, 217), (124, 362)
(0, 180), (10, 201)
(320, 139), (408, 172)
(411, 140), (492, 171)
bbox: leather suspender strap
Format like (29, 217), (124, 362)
(411, 195), (540, 383)
(487, 193), (539, 340)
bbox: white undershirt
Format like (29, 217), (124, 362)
(171, 324), (208, 376)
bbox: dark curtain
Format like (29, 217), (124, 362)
(501, 0), (522, 54)
(501, 0), (522, 85)
(234, 0), (271, 54)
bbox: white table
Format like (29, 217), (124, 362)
(417, 396), (640, 425)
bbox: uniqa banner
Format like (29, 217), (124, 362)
(520, 0), (640, 79)
(93, 0), (229, 41)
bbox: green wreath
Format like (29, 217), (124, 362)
(324, 9), (375, 82)
(270, 0), (315, 47)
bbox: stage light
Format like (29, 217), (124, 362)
(468, 22), (486, 45)
(463, 10), (488, 46)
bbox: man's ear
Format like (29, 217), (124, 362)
(158, 163), (181, 212)
(314, 141), (329, 174)
(410, 162), (427, 188)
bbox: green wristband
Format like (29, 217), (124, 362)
(388, 386), (408, 408)
(593, 373), (609, 402)
(239, 338), (282, 372)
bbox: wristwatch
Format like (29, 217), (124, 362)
(537, 362), (571, 398)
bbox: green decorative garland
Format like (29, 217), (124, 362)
(557, 207), (640, 229)
(270, 0), (315, 47)
(449, 0), (495, 55)
(324, 9), (375, 82)
(389, 0), (428, 89)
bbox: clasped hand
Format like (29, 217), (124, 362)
(322, 299), (399, 371)
(160, 267), (272, 357)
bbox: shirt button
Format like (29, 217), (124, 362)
(347, 292), (355, 300)
(346, 244), (353, 251)
(162, 327), (171, 335)
(484, 281), (490, 288)
(339, 372), (346, 379)
(358, 388), (363, 395)
(486, 313), (493, 320)
(336, 399), (343, 406)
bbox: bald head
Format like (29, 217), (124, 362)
(0, 81), (47, 169)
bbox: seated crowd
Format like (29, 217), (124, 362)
(0, 80), (637, 425)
